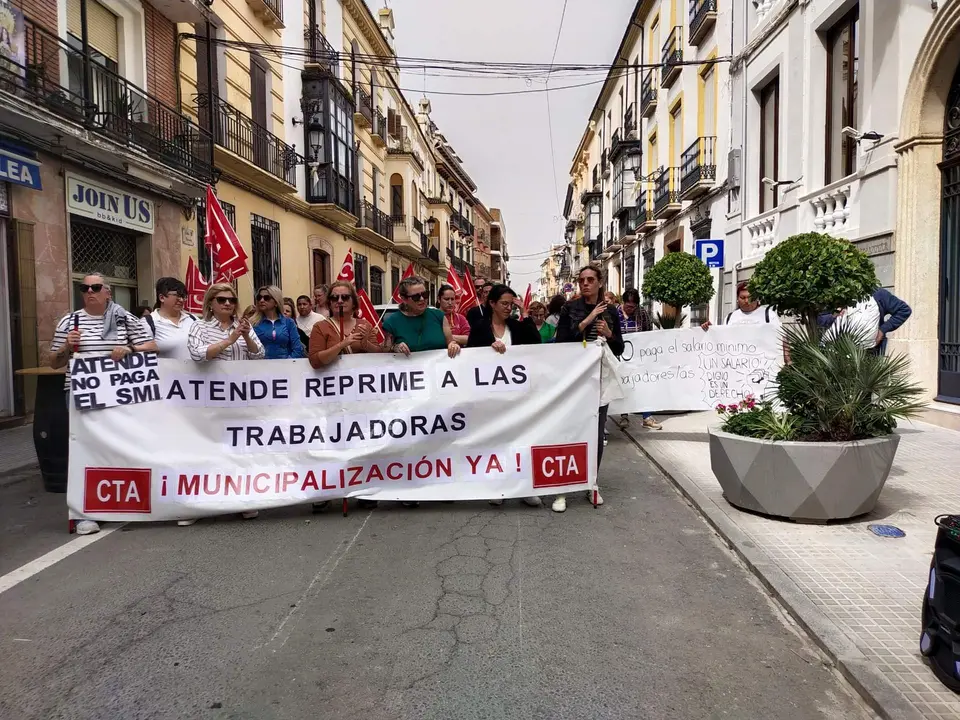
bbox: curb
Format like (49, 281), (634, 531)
(0, 462), (40, 488)
(621, 426), (925, 720)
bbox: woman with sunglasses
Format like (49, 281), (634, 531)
(183, 284), (264, 526)
(436, 284), (470, 346)
(250, 286), (304, 360)
(383, 277), (460, 359)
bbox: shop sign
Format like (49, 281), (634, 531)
(66, 173), (154, 233)
(0, 146), (41, 190)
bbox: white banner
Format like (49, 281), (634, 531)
(67, 345), (602, 521)
(609, 325), (782, 414)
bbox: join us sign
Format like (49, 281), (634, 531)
(66, 173), (155, 234)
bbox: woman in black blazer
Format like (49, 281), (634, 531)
(467, 285), (542, 351)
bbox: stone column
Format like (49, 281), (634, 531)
(889, 136), (942, 402)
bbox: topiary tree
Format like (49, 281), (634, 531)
(641, 252), (715, 328)
(747, 232), (878, 335)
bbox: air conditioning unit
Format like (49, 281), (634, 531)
(728, 148), (742, 188)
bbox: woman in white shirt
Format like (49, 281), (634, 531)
(147, 277), (195, 361)
(702, 282), (781, 330)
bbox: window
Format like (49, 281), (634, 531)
(624, 252), (635, 290)
(70, 220), (139, 311)
(197, 197), (236, 281)
(700, 65), (717, 137)
(251, 215), (281, 288)
(391, 266), (400, 296)
(250, 56), (269, 169)
(312, 249), (329, 288)
(303, 78), (356, 212)
(669, 102), (682, 167)
(370, 266), (383, 304)
(825, 6), (860, 183)
(759, 77), (780, 212)
(354, 252), (368, 292)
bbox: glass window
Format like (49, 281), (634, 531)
(250, 214), (281, 288)
(760, 77), (780, 213)
(354, 252), (368, 292)
(826, 6), (860, 183)
(370, 266), (383, 304)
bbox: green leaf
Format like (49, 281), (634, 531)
(641, 252), (715, 309)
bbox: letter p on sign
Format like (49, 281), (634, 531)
(695, 239), (724, 269)
(531, 443), (589, 489)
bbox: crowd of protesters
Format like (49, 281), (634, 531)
(54, 262), (679, 534)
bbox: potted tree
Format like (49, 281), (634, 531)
(640, 251), (714, 328)
(708, 233), (925, 521)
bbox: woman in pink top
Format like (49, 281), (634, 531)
(437, 284), (470, 346)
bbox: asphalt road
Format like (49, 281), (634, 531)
(0, 428), (877, 720)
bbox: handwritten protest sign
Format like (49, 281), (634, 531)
(609, 325), (782, 414)
(70, 352), (162, 410)
(67, 345), (601, 521)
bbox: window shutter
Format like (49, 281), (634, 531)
(68, 0), (119, 61)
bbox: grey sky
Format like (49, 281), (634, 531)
(367, 0), (636, 289)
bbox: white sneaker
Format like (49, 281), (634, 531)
(522, 496), (542, 507)
(551, 496), (567, 513)
(75, 520), (100, 535)
(241, 510), (259, 520)
(177, 519), (197, 527)
(586, 490), (604, 506)
(488, 499), (504, 506)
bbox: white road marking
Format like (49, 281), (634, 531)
(0, 524), (123, 596)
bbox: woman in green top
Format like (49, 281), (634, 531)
(528, 301), (555, 342)
(383, 276), (461, 358)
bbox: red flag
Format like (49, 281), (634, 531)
(458, 266), (479, 314)
(205, 186), (248, 281)
(184, 257), (209, 314)
(446, 265), (465, 299)
(522, 284), (532, 312)
(391, 262), (415, 304)
(357, 288), (386, 343)
(336, 248), (355, 283)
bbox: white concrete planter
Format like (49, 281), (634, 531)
(708, 429), (901, 521)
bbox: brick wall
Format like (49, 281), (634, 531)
(144, 2), (177, 108)
(15, 0), (56, 33)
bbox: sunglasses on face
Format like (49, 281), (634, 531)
(404, 292), (428, 302)
(214, 297), (238, 305)
(256, 294), (275, 303)
(79, 283), (104, 293)
(330, 294), (352, 302)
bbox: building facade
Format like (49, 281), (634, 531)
(473, 202), (493, 281)
(563, 0), (729, 326)
(489, 207), (509, 283)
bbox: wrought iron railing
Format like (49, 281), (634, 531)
(362, 199), (393, 241)
(637, 188), (655, 225)
(618, 206), (638, 241)
(641, 68), (657, 115)
(355, 87), (372, 124)
(680, 136), (717, 194)
(372, 110), (387, 138)
(689, 0), (718, 42)
(413, 217), (423, 234)
(654, 168), (681, 215)
(0, 18), (212, 181)
(661, 26), (683, 86)
(306, 162), (355, 214)
(625, 103), (636, 138)
(420, 232), (429, 256)
(198, 95), (297, 185)
(304, 25), (339, 77)
(260, 0), (283, 24)
(391, 213), (406, 226)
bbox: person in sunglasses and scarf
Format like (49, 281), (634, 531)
(49, 274), (158, 536)
(383, 277), (461, 358)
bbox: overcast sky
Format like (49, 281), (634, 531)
(367, 0), (636, 289)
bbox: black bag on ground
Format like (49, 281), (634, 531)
(920, 514), (960, 692)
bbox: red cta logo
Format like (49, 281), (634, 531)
(83, 467), (152, 514)
(531, 443), (589, 489)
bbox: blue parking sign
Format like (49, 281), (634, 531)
(695, 239), (724, 269)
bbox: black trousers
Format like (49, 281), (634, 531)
(598, 404), (609, 468)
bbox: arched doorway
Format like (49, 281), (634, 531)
(939, 64), (960, 400)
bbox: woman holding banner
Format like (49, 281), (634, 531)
(251, 286), (304, 360)
(467, 285), (544, 508)
(552, 264), (624, 513)
(184, 283), (265, 525)
(308, 281), (381, 512)
(437, 284), (470, 346)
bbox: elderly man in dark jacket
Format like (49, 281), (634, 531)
(818, 288), (912, 355)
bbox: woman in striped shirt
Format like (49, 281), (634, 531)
(182, 283), (265, 527)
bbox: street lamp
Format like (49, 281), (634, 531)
(425, 215), (438, 236)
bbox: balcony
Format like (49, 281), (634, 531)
(636, 189), (657, 232)
(653, 167), (682, 219)
(679, 136), (717, 199)
(201, 95), (297, 192)
(601, 148), (610, 179)
(616, 207), (639, 248)
(306, 162), (357, 224)
(371, 110), (387, 147)
(661, 26), (683, 88)
(640, 68), (658, 118)
(354, 87), (372, 129)
(353, 200), (393, 248)
(393, 214), (425, 260)
(386, 144), (425, 172)
(744, 209), (780, 259)
(245, 0), (283, 28)
(0, 18), (212, 186)
(689, 0), (718, 46)
(304, 26), (339, 78)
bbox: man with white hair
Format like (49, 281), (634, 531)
(49, 273), (157, 535)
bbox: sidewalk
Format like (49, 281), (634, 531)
(0, 424), (37, 477)
(623, 412), (960, 720)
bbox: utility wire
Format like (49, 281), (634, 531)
(544, 0), (570, 216)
